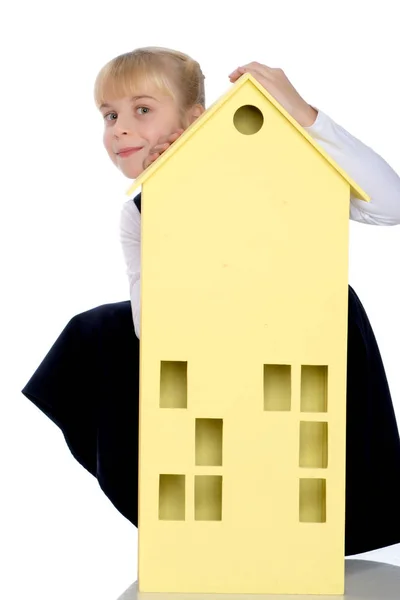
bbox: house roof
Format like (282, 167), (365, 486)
(126, 72), (370, 203)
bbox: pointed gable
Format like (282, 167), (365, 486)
(126, 72), (370, 204)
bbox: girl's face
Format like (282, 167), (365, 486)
(101, 84), (193, 180)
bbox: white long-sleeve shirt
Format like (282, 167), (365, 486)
(120, 108), (400, 339)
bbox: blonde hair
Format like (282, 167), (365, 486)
(93, 46), (206, 125)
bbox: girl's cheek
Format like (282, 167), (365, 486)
(104, 132), (114, 154)
(103, 131), (110, 147)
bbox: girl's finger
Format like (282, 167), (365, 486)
(145, 153), (160, 167)
(169, 130), (184, 141)
(149, 130), (184, 161)
(230, 66), (271, 90)
(229, 63), (273, 81)
(241, 67), (269, 82)
(157, 130), (182, 146)
(151, 143), (169, 153)
(228, 67), (244, 78)
(241, 61), (274, 75)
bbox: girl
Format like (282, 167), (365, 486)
(22, 47), (400, 557)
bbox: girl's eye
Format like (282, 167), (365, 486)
(103, 107), (150, 122)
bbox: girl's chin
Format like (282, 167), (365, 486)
(121, 166), (144, 179)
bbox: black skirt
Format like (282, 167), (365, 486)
(21, 286), (400, 556)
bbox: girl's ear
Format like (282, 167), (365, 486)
(187, 104), (205, 126)
(180, 104), (205, 130)
(193, 104), (205, 119)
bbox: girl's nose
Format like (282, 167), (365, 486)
(114, 125), (130, 136)
(113, 118), (134, 136)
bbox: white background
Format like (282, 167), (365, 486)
(1, 1), (400, 598)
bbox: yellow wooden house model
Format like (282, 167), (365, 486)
(126, 73), (370, 596)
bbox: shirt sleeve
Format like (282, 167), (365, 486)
(120, 200), (141, 339)
(304, 107), (400, 226)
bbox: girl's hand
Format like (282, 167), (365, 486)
(228, 62), (318, 127)
(142, 129), (185, 170)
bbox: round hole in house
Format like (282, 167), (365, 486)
(233, 105), (264, 135)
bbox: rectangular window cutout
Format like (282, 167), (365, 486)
(301, 365), (328, 412)
(160, 361), (187, 408)
(195, 419), (223, 466)
(195, 475), (222, 521)
(299, 478), (326, 523)
(159, 474), (185, 520)
(299, 422), (328, 468)
(264, 364), (291, 411)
